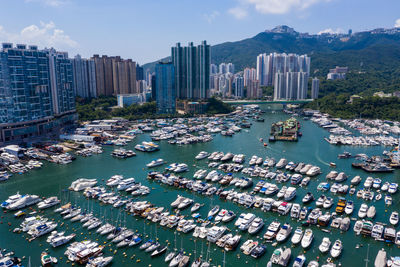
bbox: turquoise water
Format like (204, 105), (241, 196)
(0, 104), (398, 267)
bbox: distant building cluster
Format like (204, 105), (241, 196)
(256, 52), (310, 101)
(155, 41), (211, 114)
(327, 66), (348, 80)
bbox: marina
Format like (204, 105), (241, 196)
(0, 104), (400, 266)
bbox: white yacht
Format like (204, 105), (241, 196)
(293, 254), (306, 267)
(344, 201), (354, 215)
(86, 256), (113, 267)
(106, 175), (123, 187)
(207, 226), (226, 243)
(7, 194), (40, 210)
(330, 239), (342, 258)
(290, 203), (301, 219)
(117, 178), (136, 191)
(319, 237), (331, 253)
(358, 203), (368, 218)
(37, 197), (60, 209)
(238, 213), (256, 231)
(301, 229), (313, 248)
(248, 217), (264, 234)
(28, 222), (58, 238)
(50, 233), (76, 247)
(264, 221), (281, 240)
(291, 227), (303, 245)
(1, 192), (23, 208)
(276, 158), (288, 169)
(69, 178), (97, 191)
(146, 159), (165, 168)
(195, 151), (210, 160)
(276, 223), (292, 242)
(284, 187), (297, 201)
(390, 211), (399, 225)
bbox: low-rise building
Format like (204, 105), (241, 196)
(176, 100), (209, 115)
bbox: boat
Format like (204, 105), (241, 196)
(250, 244), (267, 259)
(165, 251), (176, 262)
(291, 227), (303, 245)
(302, 192), (314, 204)
(69, 178), (97, 191)
(248, 217), (264, 234)
(301, 229), (313, 249)
(37, 197), (60, 209)
(344, 201), (354, 215)
(195, 151), (210, 160)
(330, 239), (342, 258)
(191, 203), (201, 213)
(358, 203), (368, 218)
(367, 205), (376, 218)
(41, 252), (56, 267)
(374, 249), (387, 267)
(240, 240), (258, 255)
(264, 221), (281, 240)
(350, 176), (362, 185)
(147, 159), (165, 168)
(49, 233), (76, 247)
(224, 235), (241, 251)
(276, 223), (292, 242)
(293, 254), (306, 267)
(207, 205), (220, 217)
(390, 211), (399, 225)
(7, 194), (40, 210)
(319, 237), (331, 253)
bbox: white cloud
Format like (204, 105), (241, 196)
(230, 0), (329, 16)
(204, 11), (220, 24)
(395, 18), (400, 28)
(228, 6), (248, 19)
(0, 21), (78, 51)
(317, 28), (344, 35)
(25, 0), (68, 7)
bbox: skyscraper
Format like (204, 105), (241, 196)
(171, 41), (210, 100)
(47, 48), (75, 115)
(0, 43), (76, 144)
(233, 76), (244, 98)
(311, 77), (320, 99)
(227, 63), (235, 74)
(257, 52), (311, 87)
(72, 55), (97, 98)
(155, 62), (175, 114)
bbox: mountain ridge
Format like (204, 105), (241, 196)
(143, 25), (400, 75)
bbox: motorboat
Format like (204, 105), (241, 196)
(238, 213), (256, 231)
(146, 159), (165, 168)
(367, 205), (376, 218)
(69, 178), (97, 191)
(37, 197), (60, 209)
(248, 217), (264, 234)
(250, 244), (267, 259)
(263, 221), (281, 240)
(195, 151), (210, 160)
(335, 172), (347, 182)
(86, 256), (113, 267)
(353, 220), (363, 235)
(276, 223), (292, 242)
(371, 224), (384, 240)
(224, 235), (241, 251)
(284, 187), (296, 201)
(315, 195), (326, 207)
(390, 211), (399, 225)
(7, 194), (40, 210)
(301, 229), (313, 248)
(116, 178), (136, 191)
(358, 203), (368, 218)
(207, 205), (220, 217)
(326, 171), (338, 180)
(293, 254), (306, 267)
(330, 239), (342, 258)
(222, 211), (236, 223)
(290, 203), (301, 219)
(151, 245), (167, 257)
(319, 237), (331, 253)
(302, 192), (314, 204)
(344, 200), (354, 215)
(322, 197), (333, 209)
(240, 239), (258, 255)
(190, 203), (201, 213)
(351, 176), (362, 185)
(291, 227), (303, 245)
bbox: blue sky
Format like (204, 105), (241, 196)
(1, 0), (399, 64)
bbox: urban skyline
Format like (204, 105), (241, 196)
(1, 1), (400, 63)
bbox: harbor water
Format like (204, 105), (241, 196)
(0, 104), (398, 266)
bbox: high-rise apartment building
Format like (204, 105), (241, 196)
(48, 49), (75, 115)
(155, 62), (175, 114)
(0, 43), (76, 144)
(233, 76), (244, 98)
(247, 80), (261, 99)
(227, 63), (235, 74)
(210, 64), (218, 75)
(274, 71), (308, 100)
(92, 55), (114, 96)
(136, 64), (144, 81)
(257, 52), (310, 87)
(243, 68), (257, 87)
(112, 57), (136, 95)
(311, 77), (320, 99)
(72, 55), (97, 98)
(171, 41), (210, 99)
